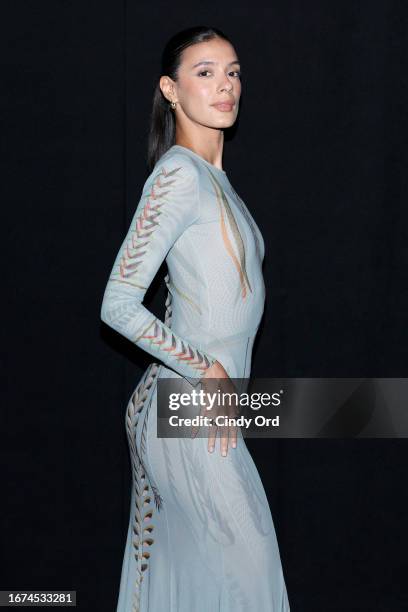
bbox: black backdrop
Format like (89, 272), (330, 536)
(2, 1), (408, 611)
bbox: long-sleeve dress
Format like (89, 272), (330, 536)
(100, 144), (290, 611)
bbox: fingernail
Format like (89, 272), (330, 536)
(222, 450), (227, 457)
(232, 443), (236, 448)
(209, 446), (214, 453)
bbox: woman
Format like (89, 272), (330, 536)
(101, 25), (290, 612)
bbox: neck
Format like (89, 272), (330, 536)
(175, 129), (224, 170)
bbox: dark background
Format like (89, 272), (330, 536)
(2, 1), (408, 610)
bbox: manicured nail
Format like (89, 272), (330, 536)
(222, 450), (227, 457)
(209, 446), (214, 453)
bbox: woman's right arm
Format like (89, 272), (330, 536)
(100, 155), (221, 384)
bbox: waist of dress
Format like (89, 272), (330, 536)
(171, 322), (261, 345)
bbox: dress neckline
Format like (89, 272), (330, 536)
(170, 144), (227, 176)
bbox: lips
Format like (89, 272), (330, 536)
(213, 101), (234, 111)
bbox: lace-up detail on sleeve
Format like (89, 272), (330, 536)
(100, 156), (217, 381)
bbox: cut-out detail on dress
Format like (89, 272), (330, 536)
(116, 166), (182, 287)
(135, 318), (214, 375)
(125, 362), (163, 612)
(206, 168), (252, 299)
(229, 185), (264, 264)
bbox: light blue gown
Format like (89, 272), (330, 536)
(100, 144), (290, 611)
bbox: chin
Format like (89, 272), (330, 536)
(222, 117), (237, 128)
(212, 114), (237, 127)
(199, 111), (237, 129)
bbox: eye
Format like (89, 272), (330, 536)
(197, 69), (242, 78)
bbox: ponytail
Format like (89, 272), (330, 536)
(146, 25), (233, 172)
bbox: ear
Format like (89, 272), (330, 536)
(159, 75), (175, 103)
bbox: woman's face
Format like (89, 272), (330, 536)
(162, 37), (242, 130)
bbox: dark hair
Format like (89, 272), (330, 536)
(147, 26), (234, 172)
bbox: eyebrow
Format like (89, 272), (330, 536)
(191, 60), (241, 69)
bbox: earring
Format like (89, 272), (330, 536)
(170, 100), (177, 109)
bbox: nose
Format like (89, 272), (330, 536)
(219, 80), (233, 93)
(218, 74), (234, 93)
